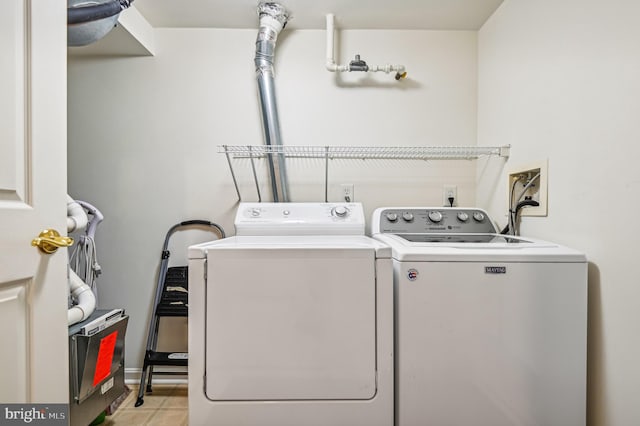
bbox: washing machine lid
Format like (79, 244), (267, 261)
(395, 233), (534, 243)
(373, 233), (586, 263)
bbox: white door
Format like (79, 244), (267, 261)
(0, 1), (68, 403)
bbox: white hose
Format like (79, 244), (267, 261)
(66, 195), (97, 325)
(70, 232), (100, 299)
(67, 195), (88, 233)
(68, 268), (96, 325)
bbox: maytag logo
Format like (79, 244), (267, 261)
(407, 268), (419, 281)
(485, 266), (506, 274)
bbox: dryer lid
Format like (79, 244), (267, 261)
(188, 235), (392, 259)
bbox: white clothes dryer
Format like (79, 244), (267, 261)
(371, 207), (587, 426)
(188, 203), (393, 426)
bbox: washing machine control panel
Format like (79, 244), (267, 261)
(373, 207), (497, 234)
(235, 202), (365, 236)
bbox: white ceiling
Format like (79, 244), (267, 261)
(67, 0), (504, 56)
(132, 0), (504, 30)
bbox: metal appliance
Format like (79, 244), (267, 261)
(188, 202), (393, 426)
(371, 207), (587, 426)
(68, 309), (128, 426)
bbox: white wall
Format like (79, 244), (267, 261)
(68, 28), (483, 372)
(477, 0), (640, 424)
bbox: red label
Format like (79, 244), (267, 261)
(93, 331), (118, 386)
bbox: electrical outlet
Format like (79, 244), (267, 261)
(341, 184), (354, 202)
(507, 160), (548, 217)
(443, 185), (457, 207)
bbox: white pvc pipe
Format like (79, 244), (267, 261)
(326, 13), (334, 68)
(68, 268), (96, 325)
(325, 13), (406, 77)
(325, 14), (348, 72)
(67, 195), (88, 233)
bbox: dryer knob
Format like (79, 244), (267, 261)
(333, 206), (349, 217)
(473, 211), (485, 222)
(428, 211), (443, 223)
(402, 212), (414, 222)
(457, 212), (469, 222)
(251, 208), (261, 217)
(385, 212), (398, 222)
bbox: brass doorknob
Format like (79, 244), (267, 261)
(31, 229), (74, 254)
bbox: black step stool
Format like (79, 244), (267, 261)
(135, 221), (224, 407)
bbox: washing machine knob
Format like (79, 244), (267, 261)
(428, 211), (443, 223)
(385, 212), (398, 222)
(402, 212), (414, 222)
(333, 206), (349, 217)
(457, 212), (469, 222)
(473, 211), (485, 222)
(251, 208), (261, 217)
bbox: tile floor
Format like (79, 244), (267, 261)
(103, 384), (187, 426)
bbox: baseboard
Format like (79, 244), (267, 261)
(125, 367), (188, 385)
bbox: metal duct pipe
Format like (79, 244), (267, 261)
(255, 2), (290, 202)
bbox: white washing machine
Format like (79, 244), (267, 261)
(188, 202), (393, 426)
(371, 207), (587, 426)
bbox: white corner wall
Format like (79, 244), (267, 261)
(477, 1), (640, 424)
(68, 28), (482, 372)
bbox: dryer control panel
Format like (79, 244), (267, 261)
(372, 207), (497, 234)
(235, 202), (365, 236)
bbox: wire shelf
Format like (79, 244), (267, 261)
(219, 145), (510, 160)
(219, 144), (510, 202)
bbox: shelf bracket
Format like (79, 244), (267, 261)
(324, 146), (329, 202)
(500, 145), (511, 158)
(248, 145), (262, 202)
(223, 145), (242, 202)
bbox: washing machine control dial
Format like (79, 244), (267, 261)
(332, 206), (349, 218)
(402, 212), (414, 222)
(457, 212), (469, 222)
(473, 211), (485, 222)
(251, 208), (261, 217)
(385, 212), (398, 222)
(428, 211), (443, 223)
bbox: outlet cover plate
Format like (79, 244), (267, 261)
(340, 184), (354, 202)
(443, 185), (458, 207)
